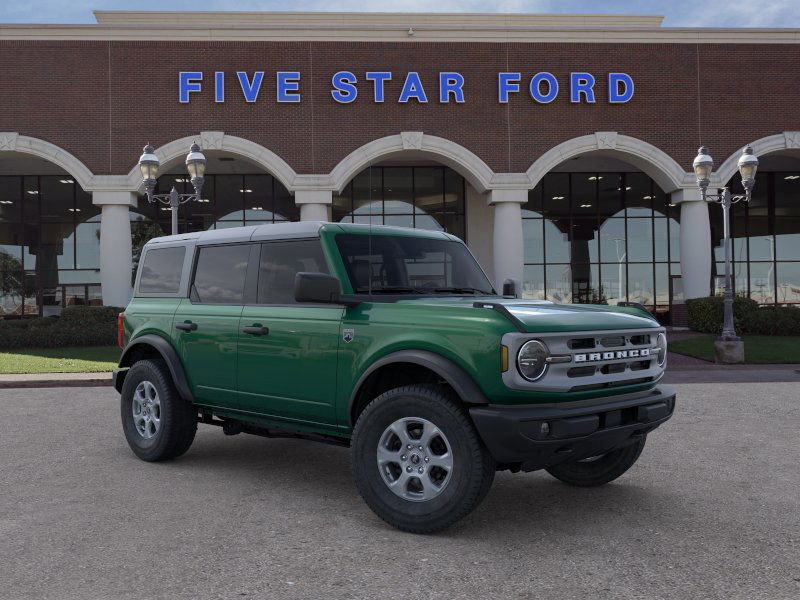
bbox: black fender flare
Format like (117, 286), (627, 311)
(348, 349), (489, 425)
(115, 334), (194, 403)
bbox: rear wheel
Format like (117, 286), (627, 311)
(351, 385), (495, 534)
(120, 359), (197, 462)
(545, 436), (647, 487)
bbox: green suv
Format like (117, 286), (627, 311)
(114, 222), (675, 533)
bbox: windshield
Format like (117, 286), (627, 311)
(335, 233), (495, 295)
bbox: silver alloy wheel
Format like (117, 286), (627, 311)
(377, 417), (454, 502)
(132, 380), (162, 440)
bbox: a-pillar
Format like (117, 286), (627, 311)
(296, 190), (332, 221)
(673, 188), (712, 300)
(93, 191), (137, 308)
(488, 188), (527, 295)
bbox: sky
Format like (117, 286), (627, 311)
(1, 0), (799, 28)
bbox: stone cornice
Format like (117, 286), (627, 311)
(2, 11), (799, 44)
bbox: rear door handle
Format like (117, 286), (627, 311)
(175, 321), (198, 332)
(242, 325), (269, 336)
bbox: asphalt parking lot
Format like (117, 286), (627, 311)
(1, 384), (798, 600)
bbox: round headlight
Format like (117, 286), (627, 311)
(517, 340), (549, 381)
(655, 333), (668, 367)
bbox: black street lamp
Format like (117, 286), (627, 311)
(138, 142), (207, 235)
(692, 145), (759, 348)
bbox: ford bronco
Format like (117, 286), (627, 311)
(114, 222), (674, 533)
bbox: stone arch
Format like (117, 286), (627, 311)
(328, 132), (496, 194)
(123, 131), (298, 192)
(0, 132), (95, 190)
(713, 131), (800, 186)
(525, 132), (691, 193)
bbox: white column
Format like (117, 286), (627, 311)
(465, 182), (495, 282)
(296, 190), (333, 221)
(488, 189), (527, 294)
(93, 191), (137, 308)
(673, 188), (712, 299)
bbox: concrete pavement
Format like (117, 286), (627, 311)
(0, 384), (798, 599)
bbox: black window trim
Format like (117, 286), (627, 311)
(135, 244), (188, 298)
(246, 238), (341, 308)
(188, 241), (255, 306)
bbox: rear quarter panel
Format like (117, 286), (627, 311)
(123, 298), (182, 349)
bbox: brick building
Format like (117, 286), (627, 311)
(0, 11), (798, 320)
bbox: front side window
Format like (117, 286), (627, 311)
(257, 239), (329, 304)
(335, 234), (494, 295)
(138, 246), (185, 294)
(192, 244), (250, 304)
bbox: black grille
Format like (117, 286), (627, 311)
(568, 338), (595, 350)
(567, 366), (596, 378)
(600, 336), (625, 347)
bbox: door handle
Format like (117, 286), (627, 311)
(175, 321), (198, 332)
(242, 325), (269, 336)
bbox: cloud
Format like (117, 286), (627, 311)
(668, 0), (800, 27)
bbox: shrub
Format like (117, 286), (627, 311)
(687, 296), (800, 336)
(747, 306), (800, 336)
(60, 305), (122, 324)
(0, 306), (123, 349)
(686, 296), (759, 335)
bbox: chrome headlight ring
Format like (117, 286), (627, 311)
(517, 339), (550, 382)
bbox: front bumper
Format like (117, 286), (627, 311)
(469, 386), (676, 472)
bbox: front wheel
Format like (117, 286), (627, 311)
(351, 385), (495, 534)
(545, 436), (647, 487)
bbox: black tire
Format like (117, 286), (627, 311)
(545, 436), (647, 487)
(351, 384), (495, 534)
(120, 359), (197, 462)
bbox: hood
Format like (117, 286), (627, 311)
(397, 297), (659, 333)
(498, 301), (658, 333)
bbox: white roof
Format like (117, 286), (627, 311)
(145, 221), (326, 246)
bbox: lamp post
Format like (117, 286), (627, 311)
(138, 142), (207, 235)
(692, 144), (759, 351)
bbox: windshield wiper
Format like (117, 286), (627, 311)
(354, 286), (424, 294)
(432, 287), (493, 295)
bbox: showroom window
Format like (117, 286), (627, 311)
(333, 166), (466, 241)
(0, 175), (101, 317)
(714, 171), (800, 305)
(522, 172), (680, 320)
(137, 173), (299, 235)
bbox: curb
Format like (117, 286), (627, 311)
(0, 374), (113, 389)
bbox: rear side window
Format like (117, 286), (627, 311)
(192, 244), (251, 304)
(138, 246), (186, 294)
(258, 240), (329, 304)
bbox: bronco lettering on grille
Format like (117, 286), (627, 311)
(574, 348), (650, 363)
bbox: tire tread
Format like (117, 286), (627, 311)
(121, 359), (197, 462)
(352, 384), (494, 534)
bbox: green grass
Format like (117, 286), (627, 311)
(0, 346), (120, 374)
(669, 335), (800, 364)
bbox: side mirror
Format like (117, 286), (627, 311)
(502, 279), (518, 298)
(294, 272), (342, 304)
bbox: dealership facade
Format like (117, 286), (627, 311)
(1, 11), (799, 321)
